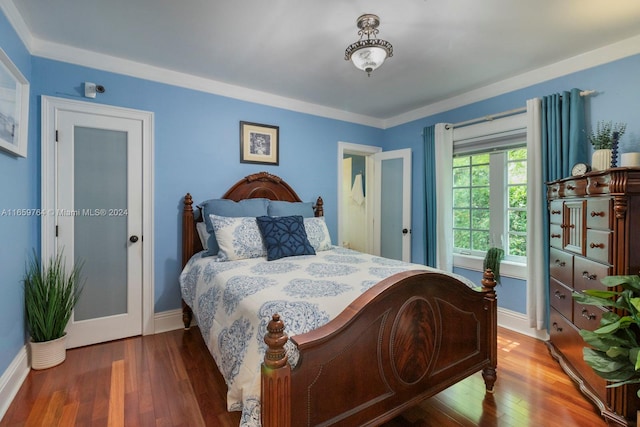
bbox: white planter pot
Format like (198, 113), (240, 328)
(592, 149), (612, 171)
(30, 334), (67, 370)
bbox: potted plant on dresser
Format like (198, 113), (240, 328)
(589, 121), (627, 171)
(23, 250), (84, 370)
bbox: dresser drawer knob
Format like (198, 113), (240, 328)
(589, 242), (605, 249)
(581, 308), (596, 321)
(590, 211), (605, 217)
(582, 271), (597, 280)
(566, 184), (575, 190)
(552, 322), (563, 332)
(554, 259), (566, 267)
(551, 233), (561, 239)
(551, 209), (561, 215)
(554, 290), (566, 300)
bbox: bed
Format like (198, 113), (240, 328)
(180, 171), (497, 427)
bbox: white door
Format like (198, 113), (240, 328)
(54, 108), (144, 348)
(373, 148), (412, 262)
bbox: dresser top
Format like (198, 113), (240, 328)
(547, 167), (640, 199)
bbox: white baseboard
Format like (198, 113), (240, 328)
(0, 346), (29, 422)
(153, 308), (197, 333)
(498, 307), (549, 341)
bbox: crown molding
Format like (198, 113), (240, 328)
(31, 38), (384, 128)
(0, 0), (33, 50)
(383, 34), (640, 128)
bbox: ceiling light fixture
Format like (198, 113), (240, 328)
(345, 14), (393, 77)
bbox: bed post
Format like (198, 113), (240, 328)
(261, 314), (291, 427)
(481, 268), (498, 393)
(314, 196), (324, 217)
(181, 193), (195, 329)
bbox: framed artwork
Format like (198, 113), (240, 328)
(240, 121), (279, 165)
(0, 47), (29, 157)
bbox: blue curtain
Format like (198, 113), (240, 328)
(541, 88), (588, 181)
(423, 125), (437, 267)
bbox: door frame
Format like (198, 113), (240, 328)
(41, 95), (155, 336)
(337, 142), (380, 254)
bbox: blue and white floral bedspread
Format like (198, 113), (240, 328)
(179, 247), (474, 426)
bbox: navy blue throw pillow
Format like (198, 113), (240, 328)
(256, 215), (316, 261)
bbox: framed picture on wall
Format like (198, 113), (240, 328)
(240, 121), (279, 165)
(0, 47), (29, 158)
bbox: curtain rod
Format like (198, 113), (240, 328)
(445, 89), (596, 130)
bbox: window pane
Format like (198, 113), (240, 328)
(509, 185), (527, 208)
(453, 156), (470, 167)
(454, 230), (470, 249)
(509, 234), (527, 256)
(453, 188), (470, 208)
(508, 160), (527, 184)
(471, 231), (490, 251)
(471, 165), (489, 186)
(472, 153), (490, 165)
(509, 148), (527, 160)
(472, 187), (490, 208)
(453, 167), (470, 187)
(472, 209), (490, 230)
(509, 210), (527, 232)
(453, 209), (470, 228)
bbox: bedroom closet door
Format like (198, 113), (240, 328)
(54, 108), (144, 348)
(373, 148), (412, 262)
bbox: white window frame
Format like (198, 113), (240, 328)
(450, 114), (528, 280)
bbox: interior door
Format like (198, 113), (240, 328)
(374, 148), (412, 262)
(56, 110), (143, 348)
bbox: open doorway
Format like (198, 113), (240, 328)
(337, 142), (380, 256)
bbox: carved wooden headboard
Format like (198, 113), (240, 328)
(181, 172), (324, 267)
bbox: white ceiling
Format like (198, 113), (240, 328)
(8, 0), (640, 125)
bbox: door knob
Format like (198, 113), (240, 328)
(402, 228), (409, 234)
(129, 235), (139, 243)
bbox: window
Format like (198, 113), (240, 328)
(452, 146), (527, 262)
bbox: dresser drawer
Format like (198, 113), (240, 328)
(587, 174), (611, 195)
(550, 248), (573, 285)
(549, 200), (563, 224)
(573, 256), (610, 292)
(573, 300), (605, 332)
(550, 278), (572, 320)
(549, 224), (563, 249)
(586, 198), (612, 230)
(586, 229), (612, 264)
(549, 308), (607, 402)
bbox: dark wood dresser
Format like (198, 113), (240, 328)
(547, 168), (640, 426)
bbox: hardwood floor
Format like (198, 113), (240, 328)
(1, 327), (607, 427)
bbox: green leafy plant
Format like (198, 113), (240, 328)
(573, 275), (640, 396)
(588, 121), (627, 150)
(23, 250), (84, 343)
(483, 247), (504, 283)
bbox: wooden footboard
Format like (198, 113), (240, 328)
(262, 269), (497, 427)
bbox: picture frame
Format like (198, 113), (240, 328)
(0, 47), (29, 158)
(240, 121), (279, 165)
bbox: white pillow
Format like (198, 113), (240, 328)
(196, 222), (209, 250)
(210, 214), (266, 261)
(304, 217), (332, 252)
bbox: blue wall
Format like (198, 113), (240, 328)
(0, 11), (36, 379)
(2, 5), (640, 378)
(383, 53), (640, 313)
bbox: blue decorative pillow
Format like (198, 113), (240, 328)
(256, 215), (316, 261)
(198, 198), (270, 256)
(267, 201), (315, 218)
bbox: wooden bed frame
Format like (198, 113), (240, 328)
(181, 171), (498, 427)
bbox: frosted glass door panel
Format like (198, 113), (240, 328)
(380, 158), (403, 260)
(73, 127), (128, 321)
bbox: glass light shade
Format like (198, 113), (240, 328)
(351, 46), (388, 74)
